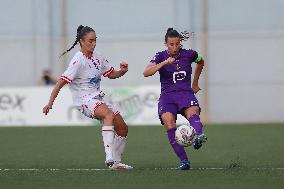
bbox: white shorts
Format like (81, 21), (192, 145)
(77, 97), (120, 119)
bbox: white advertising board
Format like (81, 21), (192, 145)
(0, 86), (188, 126)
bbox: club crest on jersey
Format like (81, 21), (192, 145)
(91, 58), (101, 65)
(90, 59), (100, 70)
(176, 64), (181, 70)
(95, 59), (101, 65)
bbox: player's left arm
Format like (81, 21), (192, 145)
(107, 62), (128, 79)
(192, 53), (204, 94)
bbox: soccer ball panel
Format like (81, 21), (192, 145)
(175, 125), (196, 147)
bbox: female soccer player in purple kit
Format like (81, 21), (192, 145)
(143, 28), (207, 170)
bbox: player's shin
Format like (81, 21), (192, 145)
(188, 114), (203, 135)
(102, 126), (115, 164)
(112, 133), (127, 163)
(167, 128), (188, 161)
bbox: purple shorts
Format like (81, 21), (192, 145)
(158, 91), (200, 125)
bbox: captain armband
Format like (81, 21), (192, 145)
(194, 53), (203, 64)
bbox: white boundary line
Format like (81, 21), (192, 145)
(0, 167), (284, 171)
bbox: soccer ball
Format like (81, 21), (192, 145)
(175, 125), (196, 147)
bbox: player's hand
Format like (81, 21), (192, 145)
(165, 57), (175, 65)
(43, 104), (52, 115)
(192, 83), (201, 94)
(120, 62), (128, 73)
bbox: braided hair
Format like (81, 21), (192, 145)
(60, 25), (95, 57)
(164, 28), (194, 45)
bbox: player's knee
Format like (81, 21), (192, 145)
(163, 120), (176, 129)
(161, 113), (176, 129)
(187, 106), (200, 117)
(162, 119), (175, 128)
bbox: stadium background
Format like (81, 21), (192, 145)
(1, 0), (284, 125)
(0, 0), (284, 188)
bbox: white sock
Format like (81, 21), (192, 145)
(112, 133), (127, 163)
(102, 126), (115, 162)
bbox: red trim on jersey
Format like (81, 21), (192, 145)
(103, 67), (114, 77)
(60, 76), (72, 83)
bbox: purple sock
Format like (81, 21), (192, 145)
(167, 128), (188, 161)
(188, 114), (203, 135)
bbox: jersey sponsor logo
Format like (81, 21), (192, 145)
(89, 76), (101, 84)
(173, 71), (186, 83)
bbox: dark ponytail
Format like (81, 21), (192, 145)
(165, 27), (194, 43)
(167, 28), (174, 33)
(60, 25), (95, 57)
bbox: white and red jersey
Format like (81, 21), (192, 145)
(60, 51), (114, 106)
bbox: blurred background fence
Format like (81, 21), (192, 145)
(0, 0), (284, 125)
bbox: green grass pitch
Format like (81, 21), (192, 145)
(0, 124), (284, 189)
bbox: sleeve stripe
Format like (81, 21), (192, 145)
(103, 67), (114, 77)
(60, 76), (72, 83)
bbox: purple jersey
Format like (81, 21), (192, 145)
(150, 48), (198, 94)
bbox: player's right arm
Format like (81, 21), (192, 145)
(43, 54), (81, 115)
(43, 79), (67, 115)
(143, 57), (175, 77)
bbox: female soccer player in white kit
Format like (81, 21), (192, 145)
(43, 25), (133, 169)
